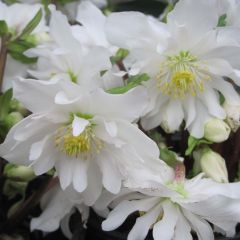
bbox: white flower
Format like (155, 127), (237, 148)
(0, 78), (160, 202)
(0, 2), (47, 91)
(31, 182), (89, 239)
(102, 170), (240, 240)
(105, 0), (240, 137)
(26, 8), (122, 90)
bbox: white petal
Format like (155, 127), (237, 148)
(183, 209), (214, 240)
(210, 78), (240, 104)
(105, 12), (168, 50)
(55, 155), (73, 190)
(50, 9), (80, 53)
(82, 158), (102, 206)
(117, 120), (160, 159)
(102, 197), (159, 231)
(173, 212), (192, 240)
(76, 1), (108, 46)
(168, 0), (218, 44)
(203, 58), (233, 76)
(183, 97), (196, 128)
(29, 135), (51, 161)
(31, 185), (73, 232)
(165, 100), (184, 132)
(73, 158), (88, 192)
(188, 100), (211, 138)
(72, 115), (89, 137)
(199, 86), (226, 119)
(97, 149), (122, 194)
(203, 46), (240, 69)
(128, 203), (162, 240)
(13, 78), (59, 113)
(89, 87), (148, 122)
(153, 201), (178, 240)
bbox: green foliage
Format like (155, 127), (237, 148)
(57, 0), (78, 4)
(185, 136), (212, 156)
(107, 73), (150, 94)
(0, 20), (8, 37)
(7, 39), (37, 63)
(18, 9), (43, 39)
(110, 48), (129, 64)
(218, 14), (227, 27)
(160, 147), (180, 167)
(6, 9), (43, 64)
(2, 0), (18, 4)
(0, 88), (13, 120)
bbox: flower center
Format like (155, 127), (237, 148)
(156, 51), (210, 99)
(55, 124), (104, 159)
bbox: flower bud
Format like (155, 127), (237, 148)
(10, 99), (28, 116)
(34, 32), (51, 44)
(204, 118), (230, 143)
(200, 150), (228, 183)
(4, 112), (23, 129)
(223, 102), (240, 132)
(4, 164), (35, 182)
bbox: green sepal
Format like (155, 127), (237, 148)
(7, 39), (37, 64)
(185, 136), (212, 156)
(107, 73), (150, 94)
(0, 20), (8, 37)
(18, 9), (43, 39)
(160, 147), (179, 168)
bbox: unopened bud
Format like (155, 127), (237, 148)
(204, 118), (230, 143)
(4, 164), (35, 182)
(10, 99), (28, 116)
(200, 150), (228, 183)
(223, 102), (240, 132)
(4, 112), (23, 129)
(34, 32), (51, 44)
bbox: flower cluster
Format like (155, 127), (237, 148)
(1, 0), (240, 239)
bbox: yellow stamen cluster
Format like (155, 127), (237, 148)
(55, 125), (104, 158)
(156, 51), (210, 99)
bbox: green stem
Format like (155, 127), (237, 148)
(0, 36), (9, 93)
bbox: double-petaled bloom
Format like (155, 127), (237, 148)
(26, 3), (122, 91)
(105, 0), (240, 137)
(0, 78), (164, 204)
(102, 168), (240, 240)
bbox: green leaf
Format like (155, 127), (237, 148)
(0, 88), (13, 120)
(41, 0), (51, 15)
(58, 0), (78, 4)
(18, 9), (43, 39)
(8, 39), (37, 64)
(3, 0), (18, 4)
(185, 136), (212, 156)
(219, 92), (225, 105)
(0, 20), (8, 37)
(110, 48), (129, 64)
(107, 73), (150, 94)
(218, 14), (227, 27)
